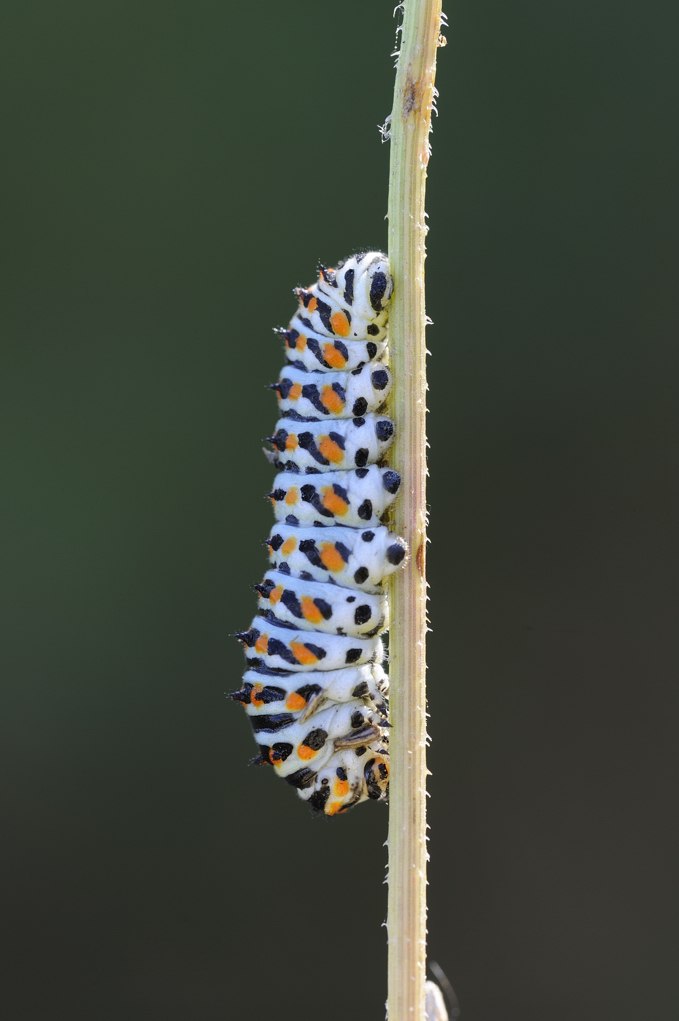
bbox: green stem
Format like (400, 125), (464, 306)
(386, 2), (443, 1019)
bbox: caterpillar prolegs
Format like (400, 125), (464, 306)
(232, 252), (407, 815)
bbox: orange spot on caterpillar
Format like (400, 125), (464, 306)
(290, 641), (319, 665)
(323, 343), (347, 369)
(329, 310), (350, 337)
(254, 633), (269, 654)
(307, 296), (318, 313)
(281, 536), (297, 555)
(318, 437), (344, 463)
(326, 800), (344, 815)
(320, 386), (344, 414)
(284, 486), (299, 506)
(297, 742), (318, 760)
(321, 487), (348, 516)
(285, 434), (298, 451)
(319, 543), (344, 573)
(301, 596), (323, 625)
(333, 777), (349, 797)
(289, 382), (302, 400)
(286, 692), (307, 712)
(250, 683), (264, 707)
(269, 586), (283, 605)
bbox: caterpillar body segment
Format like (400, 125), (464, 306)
(237, 616), (384, 673)
(282, 326), (387, 374)
(235, 662), (389, 720)
(266, 522), (407, 594)
(250, 701), (387, 779)
(269, 413), (395, 473)
(289, 304), (388, 348)
(296, 747), (390, 815)
(255, 570), (388, 637)
(269, 464), (401, 529)
(274, 362), (392, 421)
(289, 299), (387, 346)
(234, 252), (405, 815)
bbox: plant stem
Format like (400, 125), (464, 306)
(386, 2), (443, 1020)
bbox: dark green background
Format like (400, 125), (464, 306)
(3, 2), (678, 1018)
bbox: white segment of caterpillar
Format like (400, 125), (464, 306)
(233, 252), (406, 815)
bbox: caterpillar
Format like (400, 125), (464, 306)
(232, 252), (407, 815)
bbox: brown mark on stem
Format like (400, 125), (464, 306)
(415, 539), (426, 577)
(402, 66), (422, 118)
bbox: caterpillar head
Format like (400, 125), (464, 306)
(359, 252), (394, 313)
(323, 251), (394, 326)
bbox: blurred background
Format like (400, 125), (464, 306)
(2, 1), (678, 1018)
